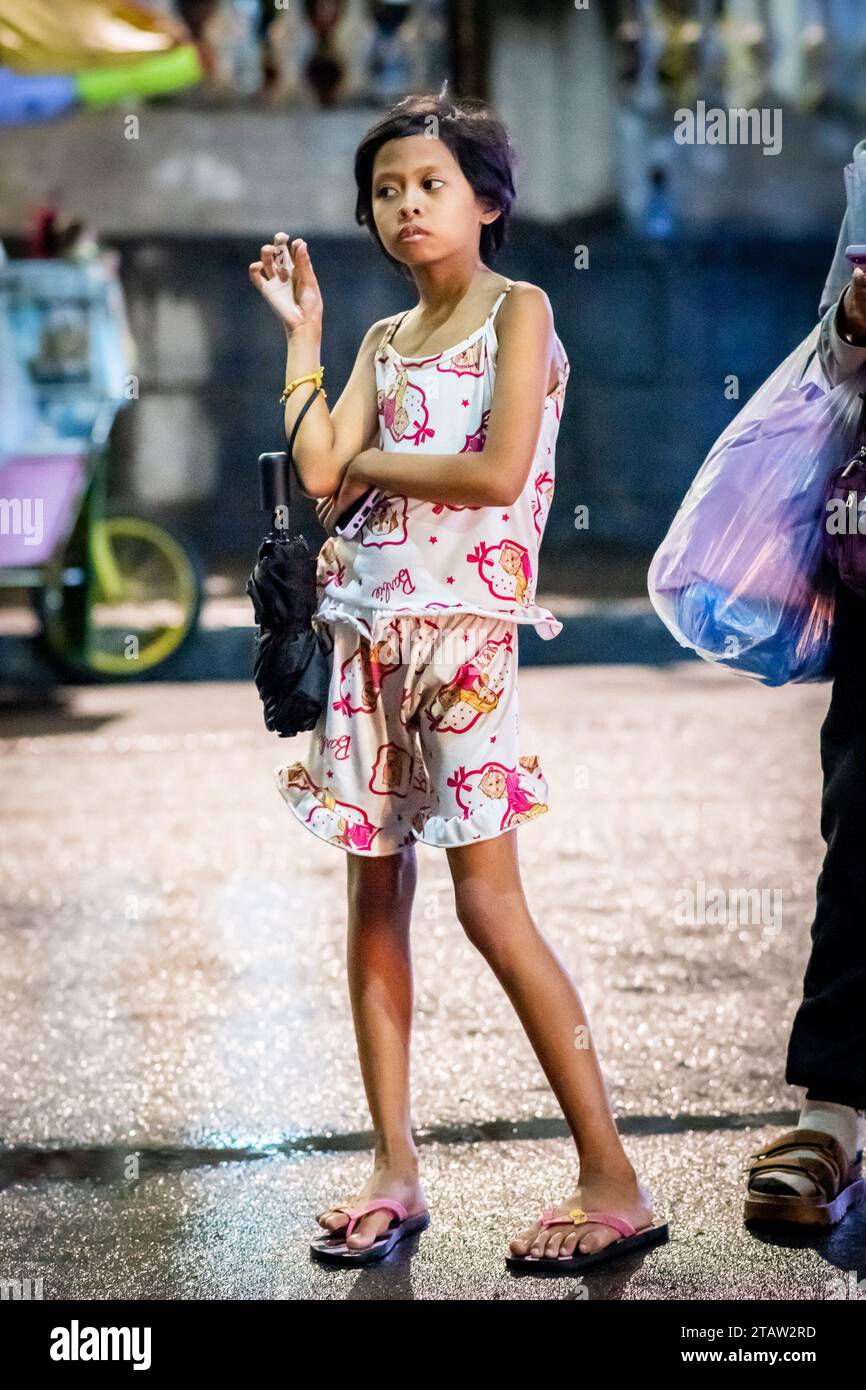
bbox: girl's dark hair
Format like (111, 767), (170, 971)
(354, 84), (517, 280)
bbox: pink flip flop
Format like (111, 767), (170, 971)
(310, 1198), (431, 1265)
(505, 1205), (669, 1275)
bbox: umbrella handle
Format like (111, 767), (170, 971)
(258, 452), (291, 530)
(258, 384), (324, 531)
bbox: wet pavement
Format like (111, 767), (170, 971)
(1, 663), (865, 1299)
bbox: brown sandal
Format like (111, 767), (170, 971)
(743, 1128), (866, 1226)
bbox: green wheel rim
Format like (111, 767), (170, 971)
(42, 516), (200, 677)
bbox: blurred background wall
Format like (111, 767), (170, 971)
(2, 0), (865, 590)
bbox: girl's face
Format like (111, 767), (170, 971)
(371, 134), (499, 266)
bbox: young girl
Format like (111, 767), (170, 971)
(249, 91), (668, 1273)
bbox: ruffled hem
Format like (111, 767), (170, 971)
(274, 763), (416, 857)
(313, 595), (563, 642)
(412, 798), (550, 849)
(274, 756), (552, 855)
(412, 754), (551, 847)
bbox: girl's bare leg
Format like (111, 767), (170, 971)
(315, 845), (428, 1250)
(447, 829), (655, 1261)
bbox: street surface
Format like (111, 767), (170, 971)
(1, 663), (863, 1299)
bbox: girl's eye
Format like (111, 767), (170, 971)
(375, 178), (444, 198)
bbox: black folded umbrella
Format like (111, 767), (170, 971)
(246, 450), (333, 738)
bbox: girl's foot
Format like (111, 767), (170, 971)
(508, 1172), (655, 1261)
(315, 1162), (428, 1251)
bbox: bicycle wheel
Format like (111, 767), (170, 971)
(37, 513), (204, 679)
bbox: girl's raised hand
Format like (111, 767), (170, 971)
(248, 232), (323, 335)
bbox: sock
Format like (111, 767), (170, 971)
(750, 1101), (865, 1198)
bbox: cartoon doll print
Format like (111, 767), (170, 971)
(430, 502), (482, 515)
(461, 407), (491, 454)
(499, 541), (532, 605)
(380, 370), (409, 439)
(549, 355), (569, 418)
(370, 625), (404, 680)
(426, 632), (513, 733)
(333, 626), (402, 717)
(393, 620), (444, 732)
(316, 536), (346, 589)
(360, 493), (409, 548)
(443, 757), (548, 833)
(479, 761), (549, 830)
(379, 369), (435, 447)
(411, 805), (434, 839)
(369, 742), (428, 799)
(531, 469), (555, 538)
(396, 616), (441, 684)
(276, 763), (380, 851)
(333, 818), (380, 852)
(466, 538), (534, 608)
(370, 743), (412, 796)
(436, 337), (485, 378)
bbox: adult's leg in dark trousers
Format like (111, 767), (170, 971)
(785, 580), (866, 1110)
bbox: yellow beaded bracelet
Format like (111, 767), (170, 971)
(280, 366), (326, 405)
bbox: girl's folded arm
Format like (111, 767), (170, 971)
(288, 319), (388, 498)
(353, 285), (555, 508)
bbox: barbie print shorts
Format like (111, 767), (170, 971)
(274, 610), (551, 856)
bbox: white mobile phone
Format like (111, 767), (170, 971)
(333, 487), (385, 539)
